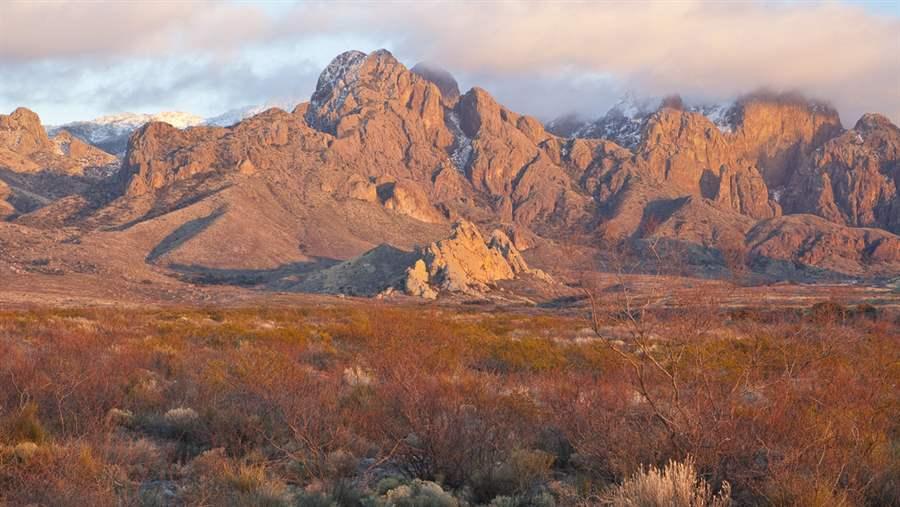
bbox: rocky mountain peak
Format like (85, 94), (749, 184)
(559, 93), (661, 149)
(854, 113), (897, 133)
(14, 48), (895, 288)
(117, 120), (212, 195)
(0, 107), (53, 156)
(457, 87), (502, 138)
(7, 107), (43, 126)
(309, 51), (367, 104)
(305, 49), (425, 135)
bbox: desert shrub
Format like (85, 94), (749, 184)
(808, 301), (848, 324)
(182, 448), (289, 506)
(852, 303), (879, 321)
(0, 442), (123, 506)
(469, 449), (555, 503)
(2, 402), (48, 444)
(604, 457), (731, 507)
(375, 479), (458, 507)
(488, 491), (556, 507)
(477, 337), (568, 373)
(132, 406), (210, 460)
(294, 490), (335, 507)
(366, 365), (540, 489)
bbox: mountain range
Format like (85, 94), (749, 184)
(2, 49), (899, 303)
(45, 103), (301, 157)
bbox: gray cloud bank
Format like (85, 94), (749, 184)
(1, 1), (898, 125)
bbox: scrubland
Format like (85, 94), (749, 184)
(0, 299), (897, 506)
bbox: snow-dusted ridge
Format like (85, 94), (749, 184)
(546, 93), (738, 148)
(47, 111), (205, 156)
(48, 111), (204, 141)
(45, 102), (303, 157)
(305, 50), (368, 133)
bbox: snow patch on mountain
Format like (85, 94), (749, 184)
(692, 102), (736, 133)
(570, 93), (659, 149)
(50, 111), (203, 141)
(203, 106), (268, 127)
(445, 111), (473, 172)
(305, 50), (367, 132)
(204, 99), (301, 127)
(47, 111), (204, 156)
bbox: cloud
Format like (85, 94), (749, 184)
(1, 0), (898, 125)
(0, 55), (319, 124)
(0, 1), (267, 61)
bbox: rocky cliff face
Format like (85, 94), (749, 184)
(0, 108), (119, 218)
(0, 108), (56, 159)
(727, 94), (844, 188)
(636, 107), (780, 219)
(786, 113), (900, 233)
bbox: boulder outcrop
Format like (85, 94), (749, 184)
(292, 221), (551, 299)
(412, 220), (549, 296)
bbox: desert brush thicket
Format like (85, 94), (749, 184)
(0, 300), (897, 506)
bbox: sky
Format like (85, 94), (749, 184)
(0, 0), (898, 126)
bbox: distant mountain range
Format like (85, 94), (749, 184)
(45, 101), (302, 157)
(3, 49), (899, 304)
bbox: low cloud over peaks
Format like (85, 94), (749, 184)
(351, 1), (900, 124)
